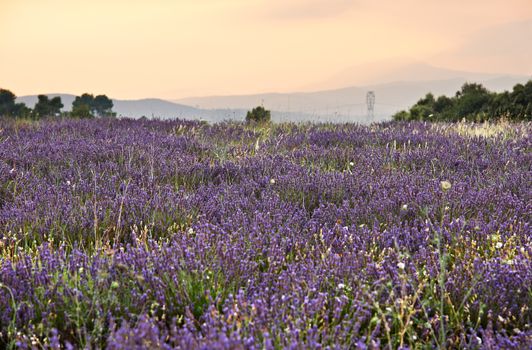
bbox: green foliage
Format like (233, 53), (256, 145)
(0, 89), (31, 118)
(245, 106), (271, 124)
(454, 83), (492, 121)
(433, 95), (453, 116)
(410, 104), (434, 121)
(394, 80), (532, 122)
(73, 93), (94, 109)
(11, 103), (32, 118)
(392, 110), (410, 121)
(93, 95), (114, 117)
(72, 93), (114, 118)
(71, 104), (94, 119)
(34, 95), (64, 118)
(0, 89), (16, 108)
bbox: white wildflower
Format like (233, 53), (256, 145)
(269, 178), (275, 184)
(397, 262), (405, 270)
(495, 242), (503, 249)
(440, 180), (452, 191)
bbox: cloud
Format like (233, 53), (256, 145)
(266, 0), (357, 20)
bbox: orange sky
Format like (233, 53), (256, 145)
(1, 0), (531, 99)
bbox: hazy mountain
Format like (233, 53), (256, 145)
(176, 74), (530, 122)
(306, 61), (507, 91)
(112, 98), (207, 119)
(16, 66), (530, 124)
(15, 94), (364, 123)
(16, 94), (240, 122)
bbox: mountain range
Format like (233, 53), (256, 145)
(176, 63), (530, 122)
(17, 63), (531, 123)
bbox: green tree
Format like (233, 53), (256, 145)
(433, 96), (454, 114)
(49, 97), (64, 115)
(0, 89), (16, 107)
(509, 81), (532, 120)
(417, 93), (436, 108)
(412, 93), (436, 120)
(0, 88), (31, 118)
(245, 106), (271, 124)
(34, 95), (63, 118)
(11, 102), (32, 118)
(94, 95), (114, 117)
(392, 110), (410, 121)
(71, 104), (94, 118)
(73, 93), (114, 117)
(0, 89), (17, 117)
(489, 91), (512, 119)
(409, 104), (433, 121)
(73, 93), (95, 109)
(454, 83), (493, 121)
(73, 93), (95, 115)
(393, 80), (531, 122)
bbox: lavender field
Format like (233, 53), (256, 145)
(0, 118), (530, 349)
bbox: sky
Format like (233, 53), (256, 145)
(1, 0), (531, 99)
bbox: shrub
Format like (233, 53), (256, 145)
(71, 104), (94, 118)
(245, 106), (271, 124)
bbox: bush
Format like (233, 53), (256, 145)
(71, 104), (94, 118)
(245, 106), (271, 124)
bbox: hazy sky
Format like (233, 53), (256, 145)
(1, 0), (531, 99)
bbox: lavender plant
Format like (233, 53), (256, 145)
(0, 118), (530, 349)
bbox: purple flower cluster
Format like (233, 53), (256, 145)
(0, 118), (530, 348)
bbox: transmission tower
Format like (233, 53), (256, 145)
(366, 91), (375, 120)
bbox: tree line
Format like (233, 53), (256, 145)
(0, 89), (115, 119)
(393, 80), (532, 122)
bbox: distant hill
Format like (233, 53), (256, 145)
(15, 94), (368, 123)
(16, 70), (530, 124)
(112, 98), (208, 120)
(303, 61), (520, 91)
(177, 75), (531, 122)
(16, 94), (239, 122)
